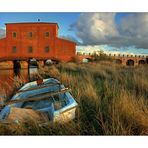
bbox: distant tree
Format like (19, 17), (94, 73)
(92, 50), (112, 62)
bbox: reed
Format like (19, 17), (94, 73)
(0, 61), (148, 135)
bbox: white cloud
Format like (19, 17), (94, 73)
(70, 13), (118, 45)
(71, 13), (148, 49)
(0, 28), (6, 38)
(76, 45), (148, 55)
(119, 13), (148, 48)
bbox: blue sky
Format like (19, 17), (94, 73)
(0, 12), (148, 55)
(0, 12), (80, 39)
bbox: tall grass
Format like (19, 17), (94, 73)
(0, 61), (148, 135)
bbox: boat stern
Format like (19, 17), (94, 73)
(53, 106), (77, 123)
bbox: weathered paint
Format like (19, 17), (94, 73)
(0, 78), (78, 123)
(20, 61), (29, 69)
(0, 61), (13, 69)
(38, 61), (44, 67)
(53, 107), (77, 123)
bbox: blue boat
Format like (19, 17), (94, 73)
(0, 78), (78, 123)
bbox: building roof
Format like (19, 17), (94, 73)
(5, 22), (59, 28)
(58, 37), (76, 44)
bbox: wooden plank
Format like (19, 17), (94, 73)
(6, 88), (70, 105)
(16, 82), (61, 94)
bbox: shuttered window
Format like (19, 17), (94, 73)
(28, 32), (33, 38)
(28, 46), (33, 53)
(45, 32), (50, 37)
(12, 46), (17, 53)
(12, 32), (17, 38)
(45, 46), (50, 53)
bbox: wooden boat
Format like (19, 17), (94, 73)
(0, 78), (78, 123)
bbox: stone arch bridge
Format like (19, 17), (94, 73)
(77, 55), (93, 62)
(0, 54), (147, 69)
(0, 57), (59, 69)
(111, 54), (148, 66)
(77, 54), (148, 66)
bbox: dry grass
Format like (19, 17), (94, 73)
(0, 61), (148, 135)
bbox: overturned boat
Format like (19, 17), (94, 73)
(0, 78), (78, 123)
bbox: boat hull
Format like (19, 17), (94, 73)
(0, 78), (78, 123)
(54, 107), (77, 123)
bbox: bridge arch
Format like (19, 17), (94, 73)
(126, 59), (134, 66)
(82, 58), (89, 63)
(138, 60), (145, 65)
(13, 60), (21, 69)
(44, 59), (54, 65)
(114, 59), (122, 64)
(50, 58), (60, 64)
(29, 58), (39, 67)
(82, 57), (92, 63)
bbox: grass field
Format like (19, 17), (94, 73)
(0, 61), (148, 135)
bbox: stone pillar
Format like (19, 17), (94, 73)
(38, 61), (44, 67)
(20, 61), (29, 69)
(135, 59), (138, 66)
(0, 61), (13, 69)
(122, 59), (127, 66)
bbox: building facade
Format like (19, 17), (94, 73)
(0, 22), (76, 62)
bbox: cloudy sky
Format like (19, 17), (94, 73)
(0, 12), (148, 55)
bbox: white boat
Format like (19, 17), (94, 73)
(0, 78), (78, 123)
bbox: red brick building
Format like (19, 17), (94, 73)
(0, 22), (76, 62)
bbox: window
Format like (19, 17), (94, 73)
(28, 46), (33, 53)
(28, 32), (33, 38)
(44, 46), (50, 53)
(45, 32), (50, 37)
(12, 32), (17, 38)
(12, 46), (17, 53)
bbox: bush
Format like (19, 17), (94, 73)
(92, 50), (112, 62)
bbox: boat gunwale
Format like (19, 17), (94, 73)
(0, 78), (78, 120)
(16, 82), (61, 94)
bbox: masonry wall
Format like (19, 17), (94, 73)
(0, 23), (76, 62)
(113, 57), (147, 66)
(55, 38), (76, 61)
(0, 38), (6, 57)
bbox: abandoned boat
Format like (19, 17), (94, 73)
(0, 78), (78, 123)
